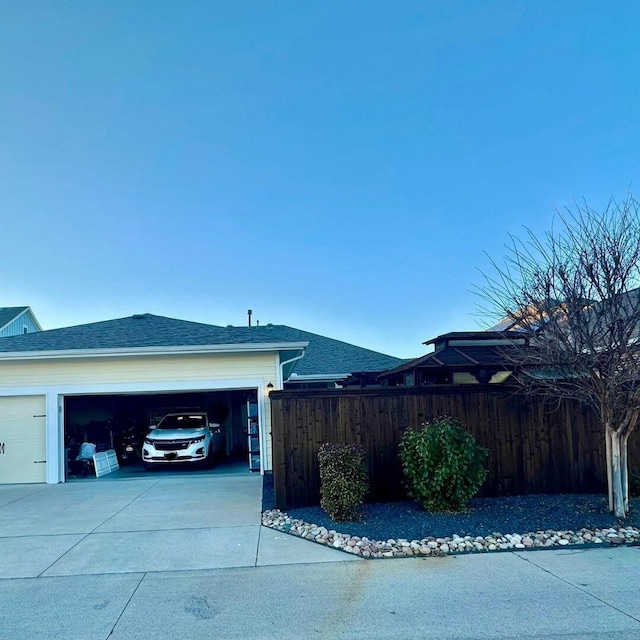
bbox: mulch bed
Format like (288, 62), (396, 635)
(263, 474), (639, 541)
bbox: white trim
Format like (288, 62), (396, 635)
(0, 378), (267, 397)
(0, 341), (309, 361)
(286, 373), (350, 382)
(25, 307), (43, 332)
(46, 392), (63, 484)
(57, 394), (66, 483)
(30, 311), (43, 331)
(258, 389), (268, 474)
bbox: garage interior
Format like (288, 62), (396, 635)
(63, 389), (260, 480)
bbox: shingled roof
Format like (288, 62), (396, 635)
(267, 325), (404, 377)
(380, 330), (526, 378)
(0, 313), (403, 378)
(380, 344), (519, 378)
(0, 307), (30, 330)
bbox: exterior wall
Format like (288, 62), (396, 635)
(0, 352), (278, 387)
(0, 311), (40, 338)
(0, 351), (280, 482)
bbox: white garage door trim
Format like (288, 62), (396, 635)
(0, 378), (268, 484)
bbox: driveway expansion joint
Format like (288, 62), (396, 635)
(106, 571), (146, 639)
(513, 551), (640, 625)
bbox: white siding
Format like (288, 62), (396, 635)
(0, 352), (278, 387)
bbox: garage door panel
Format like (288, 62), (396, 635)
(0, 396), (46, 483)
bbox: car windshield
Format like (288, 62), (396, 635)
(156, 415), (206, 430)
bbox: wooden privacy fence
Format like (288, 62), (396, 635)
(269, 386), (640, 510)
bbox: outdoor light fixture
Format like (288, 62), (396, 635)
(267, 382), (274, 391)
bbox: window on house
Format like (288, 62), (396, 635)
(420, 371), (452, 385)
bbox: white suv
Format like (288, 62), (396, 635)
(142, 413), (223, 468)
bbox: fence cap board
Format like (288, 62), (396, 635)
(270, 384), (519, 399)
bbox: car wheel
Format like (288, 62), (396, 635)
(204, 446), (215, 468)
(142, 462), (153, 471)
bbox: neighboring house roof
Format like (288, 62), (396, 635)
(0, 306), (43, 336)
(0, 313), (403, 379)
(0, 307), (28, 329)
(422, 330), (526, 345)
(380, 346), (514, 377)
(381, 330), (527, 379)
(339, 370), (391, 388)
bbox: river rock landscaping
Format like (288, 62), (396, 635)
(261, 485), (640, 558)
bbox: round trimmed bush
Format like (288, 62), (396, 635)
(399, 416), (489, 513)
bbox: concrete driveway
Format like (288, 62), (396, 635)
(3, 478), (640, 639)
(0, 475), (356, 579)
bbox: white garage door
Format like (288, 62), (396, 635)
(0, 395), (47, 483)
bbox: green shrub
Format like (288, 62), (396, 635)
(399, 416), (489, 513)
(318, 443), (369, 522)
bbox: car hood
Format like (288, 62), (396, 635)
(148, 428), (208, 440)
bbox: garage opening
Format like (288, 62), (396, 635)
(63, 389), (261, 480)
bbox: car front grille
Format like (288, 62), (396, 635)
(153, 440), (190, 451)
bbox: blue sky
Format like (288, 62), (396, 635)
(1, 2), (639, 358)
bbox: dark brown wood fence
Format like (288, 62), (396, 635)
(269, 385), (640, 510)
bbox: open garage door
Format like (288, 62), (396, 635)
(0, 395), (47, 483)
(64, 388), (260, 479)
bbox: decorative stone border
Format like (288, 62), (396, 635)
(262, 509), (640, 558)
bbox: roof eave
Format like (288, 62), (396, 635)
(0, 341), (310, 361)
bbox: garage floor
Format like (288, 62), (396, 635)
(68, 455), (250, 481)
(0, 475), (357, 579)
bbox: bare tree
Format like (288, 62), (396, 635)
(478, 194), (640, 518)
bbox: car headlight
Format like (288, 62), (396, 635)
(190, 435), (206, 444)
(144, 438), (154, 445)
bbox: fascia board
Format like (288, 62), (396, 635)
(0, 341), (310, 361)
(287, 373), (350, 381)
(26, 308), (44, 331)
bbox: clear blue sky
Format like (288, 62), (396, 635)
(2, 2), (639, 358)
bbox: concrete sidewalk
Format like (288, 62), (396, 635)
(0, 475), (356, 579)
(2, 547), (640, 639)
